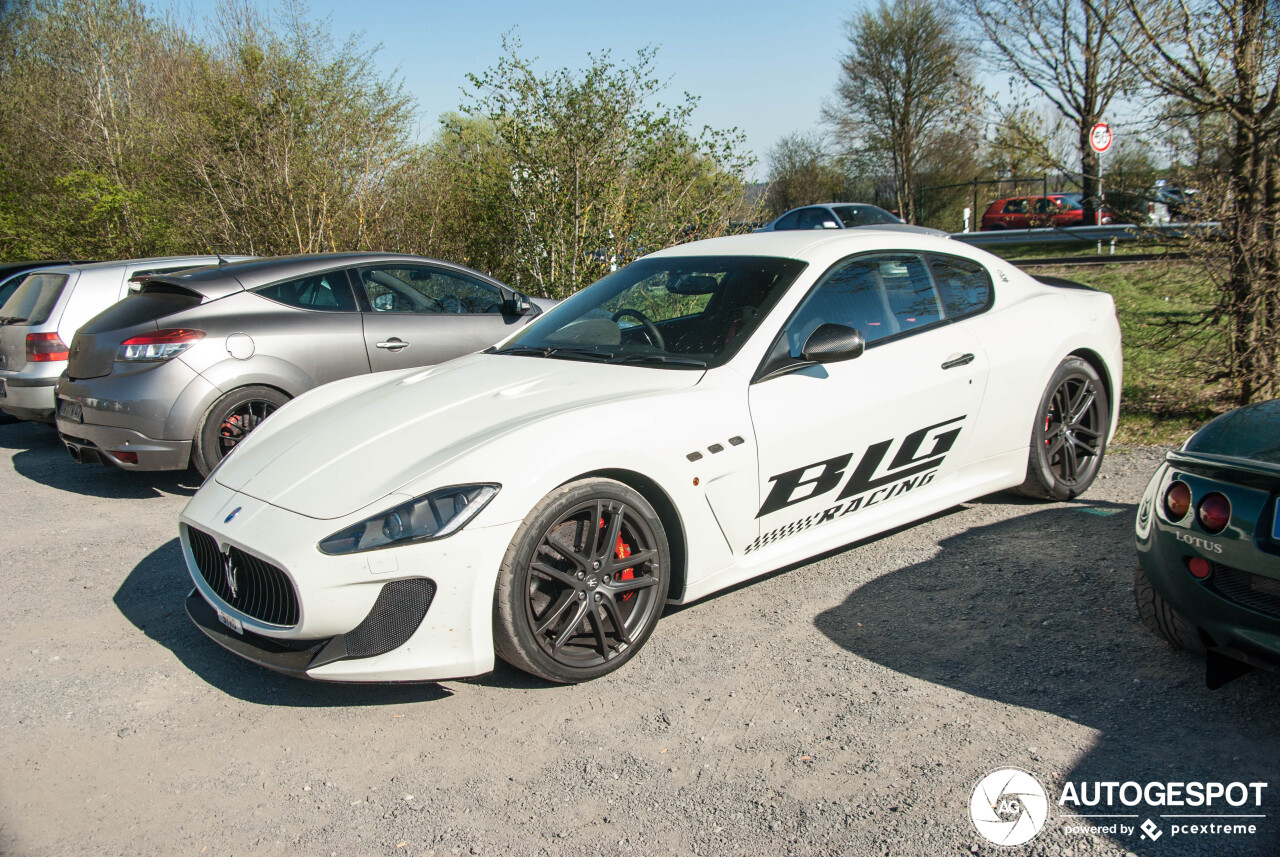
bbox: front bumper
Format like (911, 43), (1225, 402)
(1136, 459), (1280, 667)
(0, 373), (58, 421)
(57, 417), (192, 470)
(179, 478), (520, 682)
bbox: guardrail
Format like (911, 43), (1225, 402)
(949, 222), (1217, 247)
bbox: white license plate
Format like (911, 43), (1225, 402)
(57, 398), (82, 422)
(216, 608), (243, 635)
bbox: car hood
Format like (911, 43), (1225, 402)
(1183, 398), (1280, 466)
(215, 353), (703, 519)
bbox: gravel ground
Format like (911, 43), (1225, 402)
(0, 420), (1276, 857)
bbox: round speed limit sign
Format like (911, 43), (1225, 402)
(1089, 122), (1113, 154)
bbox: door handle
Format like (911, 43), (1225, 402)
(376, 338), (410, 351)
(941, 353), (975, 370)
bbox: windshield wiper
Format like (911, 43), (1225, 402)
(609, 354), (708, 368)
(494, 345), (615, 362)
(0, 316), (28, 325)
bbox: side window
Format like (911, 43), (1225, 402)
(772, 210), (802, 231)
(787, 254), (944, 354)
(927, 254), (992, 319)
(357, 266), (503, 314)
(797, 208), (837, 229)
(255, 271), (356, 312)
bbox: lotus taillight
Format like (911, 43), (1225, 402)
(26, 332), (69, 362)
(1197, 492), (1231, 534)
(1163, 480), (1191, 521)
(117, 328), (204, 362)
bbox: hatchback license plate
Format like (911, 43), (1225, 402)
(216, 608), (243, 635)
(58, 398), (82, 423)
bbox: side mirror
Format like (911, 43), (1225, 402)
(800, 323), (864, 363)
(504, 292), (532, 315)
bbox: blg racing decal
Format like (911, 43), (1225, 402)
(745, 416), (964, 554)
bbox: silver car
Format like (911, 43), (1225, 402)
(55, 253), (551, 475)
(0, 256), (243, 421)
(757, 203), (948, 237)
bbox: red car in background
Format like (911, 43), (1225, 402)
(980, 195), (1111, 230)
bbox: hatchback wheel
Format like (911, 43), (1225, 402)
(193, 386), (289, 477)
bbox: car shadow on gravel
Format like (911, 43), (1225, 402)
(1, 420), (200, 498)
(816, 500), (1280, 856)
(114, 538), (451, 706)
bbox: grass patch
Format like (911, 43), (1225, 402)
(1024, 259), (1233, 447)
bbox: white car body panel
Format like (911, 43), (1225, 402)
(178, 230), (1122, 682)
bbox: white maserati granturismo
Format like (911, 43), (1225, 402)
(179, 230), (1122, 683)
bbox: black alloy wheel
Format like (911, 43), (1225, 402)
(193, 385), (290, 477)
(1014, 357), (1109, 500)
(494, 479), (670, 682)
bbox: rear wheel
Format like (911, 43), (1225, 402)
(1013, 357), (1109, 500)
(193, 385), (289, 477)
(1134, 563), (1205, 652)
(494, 478), (670, 683)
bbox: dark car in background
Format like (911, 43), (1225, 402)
(55, 253), (552, 475)
(1135, 399), (1280, 687)
(757, 203), (947, 236)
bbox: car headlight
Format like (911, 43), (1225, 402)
(318, 484), (500, 555)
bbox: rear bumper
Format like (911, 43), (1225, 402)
(57, 418), (191, 470)
(0, 373), (58, 421)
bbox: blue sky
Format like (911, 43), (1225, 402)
(158, 0), (868, 178)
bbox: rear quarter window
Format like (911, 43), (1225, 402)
(926, 254), (992, 319)
(254, 270), (357, 312)
(0, 272), (70, 325)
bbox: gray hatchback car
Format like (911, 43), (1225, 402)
(55, 253), (550, 475)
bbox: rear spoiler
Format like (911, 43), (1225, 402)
(131, 274), (244, 302)
(1034, 275), (1098, 292)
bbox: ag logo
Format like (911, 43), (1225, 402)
(970, 768), (1048, 846)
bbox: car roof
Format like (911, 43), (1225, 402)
(21, 255), (237, 277)
(647, 229), (973, 266)
(156, 252), (505, 293)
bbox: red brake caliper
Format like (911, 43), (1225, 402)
(600, 517), (636, 602)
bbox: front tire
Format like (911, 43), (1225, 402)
(494, 478), (670, 683)
(1013, 357), (1109, 500)
(1134, 563), (1205, 652)
(193, 385), (289, 477)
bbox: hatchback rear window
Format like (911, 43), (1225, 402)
(0, 272), (70, 325)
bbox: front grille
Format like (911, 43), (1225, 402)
(344, 578), (436, 659)
(1210, 564), (1280, 620)
(187, 526), (300, 627)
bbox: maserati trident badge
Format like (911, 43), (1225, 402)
(223, 552), (238, 599)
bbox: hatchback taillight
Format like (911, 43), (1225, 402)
(117, 328), (205, 362)
(26, 332), (69, 362)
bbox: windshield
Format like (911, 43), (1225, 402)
(0, 272), (70, 324)
(495, 256), (807, 369)
(833, 205), (901, 227)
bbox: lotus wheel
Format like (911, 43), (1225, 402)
(494, 478), (670, 682)
(1013, 357), (1109, 500)
(193, 385), (289, 477)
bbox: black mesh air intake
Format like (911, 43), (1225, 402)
(343, 578), (436, 659)
(187, 526), (300, 627)
(1210, 564), (1280, 620)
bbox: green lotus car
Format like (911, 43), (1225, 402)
(1135, 398), (1280, 688)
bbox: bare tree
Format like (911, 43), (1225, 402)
(1110, 0), (1280, 404)
(964, 0), (1138, 225)
(824, 0), (977, 223)
(764, 132), (849, 217)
